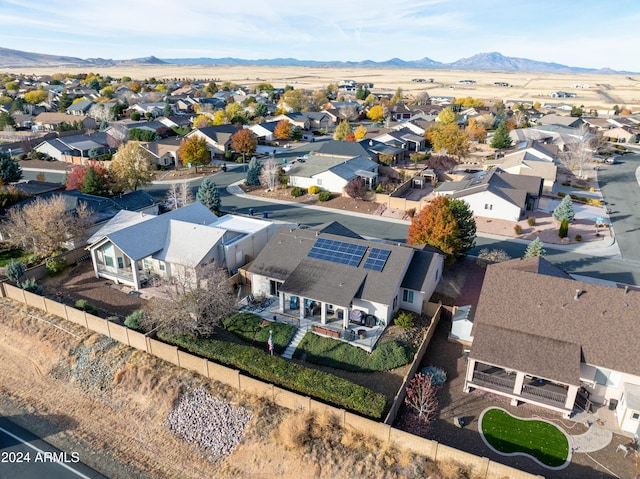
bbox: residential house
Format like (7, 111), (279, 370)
(129, 102), (168, 118)
(67, 99), (94, 116)
(245, 121), (280, 142)
(537, 114), (584, 128)
(32, 112), (97, 132)
(139, 138), (182, 167)
(87, 203), (286, 290)
(373, 127), (426, 152)
(485, 140), (559, 191)
(435, 168), (543, 222)
(247, 222), (444, 348)
(602, 126), (638, 143)
(464, 257), (640, 433)
(186, 124), (239, 157)
(287, 154), (378, 192)
(34, 132), (111, 163)
(271, 112), (331, 131)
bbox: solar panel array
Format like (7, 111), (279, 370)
(363, 247), (391, 272)
(307, 238), (367, 267)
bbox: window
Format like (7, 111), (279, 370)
(117, 257), (124, 269)
(484, 204), (493, 210)
(632, 412), (640, 420)
(317, 179), (322, 185)
(393, 295), (398, 309)
(104, 256), (114, 267)
(143, 258), (152, 267)
(159, 261), (165, 271)
(402, 289), (414, 304)
(270, 280), (282, 296)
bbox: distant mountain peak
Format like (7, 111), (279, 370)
(0, 46), (629, 73)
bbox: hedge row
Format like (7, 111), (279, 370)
(160, 332), (388, 419)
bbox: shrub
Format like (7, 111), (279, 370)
(18, 278), (42, 295)
(421, 365), (447, 386)
(575, 234), (582, 242)
(125, 311), (147, 332)
(406, 208), (416, 218)
(318, 191), (332, 202)
(5, 259), (24, 282)
(308, 185), (321, 195)
(160, 332), (387, 419)
(514, 224), (522, 235)
(75, 299), (99, 315)
(558, 192), (566, 198)
(279, 175), (289, 185)
(589, 187), (596, 193)
(558, 218), (569, 238)
(291, 187), (306, 197)
(375, 183), (384, 193)
(45, 257), (67, 276)
(527, 217), (536, 226)
(393, 310), (415, 328)
(224, 150), (234, 160)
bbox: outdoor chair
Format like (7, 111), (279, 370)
(616, 444), (629, 457)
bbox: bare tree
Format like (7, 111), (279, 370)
(106, 124), (128, 149)
(142, 263), (235, 337)
(338, 105), (359, 121)
(344, 176), (368, 200)
(260, 156), (279, 191)
(2, 195), (93, 256)
(560, 124), (596, 178)
(512, 110), (527, 128)
(404, 372), (439, 423)
(476, 248), (511, 268)
(165, 181), (193, 210)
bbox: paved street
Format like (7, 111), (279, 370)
(0, 417), (106, 479)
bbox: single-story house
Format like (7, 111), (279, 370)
(287, 154), (379, 192)
(87, 203), (287, 290)
(245, 121), (279, 142)
(373, 127), (427, 152)
(186, 124), (240, 156)
(435, 168), (543, 222)
(464, 257), (640, 432)
(486, 140), (559, 191)
(32, 112), (97, 132)
(247, 222), (444, 344)
(139, 138), (183, 167)
(34, 132), (111, 163)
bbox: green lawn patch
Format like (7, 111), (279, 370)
(0, 249), (27, 268)
(222, 312), (297, 355)
(480, 408), (569, 468)
(293, 332), (414, 372)
(160, 332), (387, 420)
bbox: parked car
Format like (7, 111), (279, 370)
(604, 157), (616, 164)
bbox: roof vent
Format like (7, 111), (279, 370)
(574, 289), (581, 300)
(624, 285), (629, 294)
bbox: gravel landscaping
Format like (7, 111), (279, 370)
(166, 388), (252, 459)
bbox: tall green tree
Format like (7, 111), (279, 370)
(524, 237), (547, 258)
(448, 198), (477, 254)
(246, 157), (262, 186)
(552, 195), (575, 222)
(0, 153), (23, 184)
(81, 166), (108, 196)
(196, 178), (221, 214)
(334, 120), (353, 141)
(490, 121), (513, 149)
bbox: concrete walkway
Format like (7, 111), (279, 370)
(568, 410), (614, 453)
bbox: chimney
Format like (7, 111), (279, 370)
(574, 289), (581, 300)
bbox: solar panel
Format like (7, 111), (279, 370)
(363, 247), (391, 272)
(307, 238), (367, 267)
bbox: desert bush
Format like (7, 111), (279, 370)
(291, 187), (305, 197)
(421, 365), (447, 386)
(125, 311), (147, 332)
(527, 216), (536, 226)
(18, 277), (42, 294)
(514, 224), (522, 235)
(45, 257), (67, 276)
(75, 299), (99, 315)
(318, 191), (332, 202)
(394, 310), (415, 328)
(375, 183), (384, 193)
(279, 175), (289, 185)
(308, 185), (321, 195)
(575, 234), (583, 242)
(5, 259), (24, 282)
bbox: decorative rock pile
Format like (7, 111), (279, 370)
(166, 388), (253, 458)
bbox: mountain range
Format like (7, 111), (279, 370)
(0, 47), (629, 74)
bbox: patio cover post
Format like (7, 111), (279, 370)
(320, 303), (326, 325)
(279, 292), (285, 313)
(299, 296), (305, 320)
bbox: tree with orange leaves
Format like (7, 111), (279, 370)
(407, 196), (475, 259)
(273, 119), (292, 140)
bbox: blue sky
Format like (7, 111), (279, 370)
(1, 0), (638, 71)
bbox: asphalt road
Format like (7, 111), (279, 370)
(22, 162), (640, 286)
(597, 152), (640, 261)
(0, 417), (106, 479)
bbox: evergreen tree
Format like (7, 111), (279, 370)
(448, 198), (477, 254)
(196, 178), (221, 214)
(253, 102), (268, 118)
(246, 156), (262, 185)
(552, 195), (575, 222)
(558, 218), (569, 238)
(490, 121), (513, 149)
(81, 166), (107, 196)
(524, 237), (546, 258)
(5, 260), (24, 282)
(0, 153), (23, 183)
